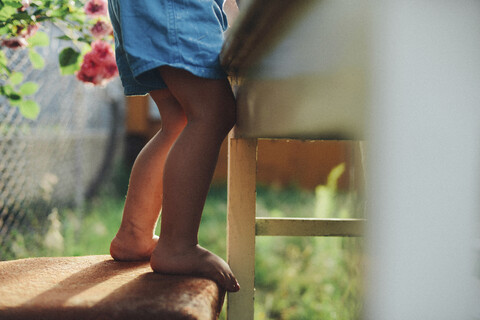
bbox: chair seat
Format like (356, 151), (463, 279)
(0, 255), (224, 320)
(235, 73), (366, 139)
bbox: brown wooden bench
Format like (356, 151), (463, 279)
(0, 255), (225, 320)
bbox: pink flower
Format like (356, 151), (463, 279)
(76, 41), (118, 85)
(82, 52), (102, 76)
(76, 69), (101, 85)
(1, 23), (38, 49)
(19, 23), (39, 39)
(101, 61), (119, 79)
(19, 0), (30, 11)
(90, 20), (113, 39)
(1, 37), (28, 49)
(90, 40), (115, 65)
(84, 0), (108, 17)
(76, 53), (103, 85)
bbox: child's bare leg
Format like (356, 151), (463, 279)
(149, 66), (239, 292)
(110, 89), (187, 261)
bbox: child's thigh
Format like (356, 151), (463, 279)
(158, 67), (235, 120)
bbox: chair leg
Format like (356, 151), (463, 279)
(226, 132), (257, 320)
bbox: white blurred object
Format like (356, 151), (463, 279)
(365, 1), (480, 319)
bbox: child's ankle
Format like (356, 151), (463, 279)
(157, 235), (198, 253)
(117, 220), (155, 241)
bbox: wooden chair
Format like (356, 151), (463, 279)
(221, 0), (367, 318)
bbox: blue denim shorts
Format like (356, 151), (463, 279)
(108, 0), (228, 96)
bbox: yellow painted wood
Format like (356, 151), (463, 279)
(226, 132), (257, 320)
(255, 218), (365, 237)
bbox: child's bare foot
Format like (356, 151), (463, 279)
(150, 241), (240, 292)
(110, 227), (159, 261)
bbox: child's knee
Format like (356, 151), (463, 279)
(163, 110), (187, 136)
(151, 89), (188, 136)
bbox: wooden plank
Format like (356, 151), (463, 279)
(255, 218), (365, 237)
(226, 133), (257, 320)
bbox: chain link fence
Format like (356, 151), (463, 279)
(0, 24), (125, 259)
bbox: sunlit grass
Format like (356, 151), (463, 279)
(252, 164), (364, 320)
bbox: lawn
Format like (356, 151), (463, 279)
(2, 164), (364, 320)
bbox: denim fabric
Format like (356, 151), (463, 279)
(108, 0), (228, 96)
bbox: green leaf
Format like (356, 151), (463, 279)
(77, 37), (92, 44)
(11, 10), (30, 20)
(19, 100), (40, 119)
(48, 7), (69, 18)
(1, 84), (14, 96)
(81, 43), (91, 55)
(19, 81), (38, 95)
(8, 94), (22, 106)
(58, 47), (80, 67)
(58, 47), (80, 75)
(28, 49), (45, 69)
(69, 11), (86, 23)
(10, 71), (23, 85)
(7, 91), (22, 106)
(57, 35), (72, 41)
(27, 30), (49, 47)
(0, 63), (10, 77)
(0, 4), (17, 20)
(8, 93), (21, 101)
(0, 51), (8, 67)
(0, 25), (9, 35)
(3, 0), (22, 7)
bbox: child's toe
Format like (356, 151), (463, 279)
(226, 274), (240, 292)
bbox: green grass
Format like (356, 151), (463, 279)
(1, 164), (364, 320)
